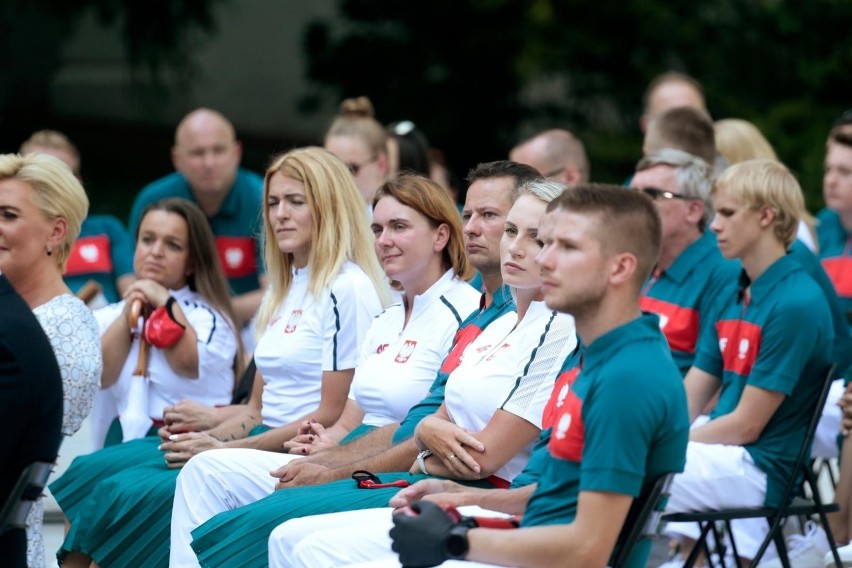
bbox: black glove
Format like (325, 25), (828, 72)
(389, 500), (470, 568)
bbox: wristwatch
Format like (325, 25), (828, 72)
(445, 524), (471, 559)
(416, 450), (433, 475)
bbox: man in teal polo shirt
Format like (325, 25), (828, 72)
(128, 108), (265, 326)
(662, 159), (834, 567)
(631, 148), (740, 376)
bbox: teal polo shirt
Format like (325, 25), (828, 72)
(817, 208), (852, 332)
(128, 168), (264, 295)
(695, 255), (834, 506)
(64, 215), (135, 303)
(788, 240), (852, 376)
(639, 232), (740, 376)
(393, 285), (516, 443)
(520, 314), (689, 568)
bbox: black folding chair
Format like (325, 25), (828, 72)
(609, 472), (676, 568)
(662, 365), (842, 567)
(0, 461), (55, 535)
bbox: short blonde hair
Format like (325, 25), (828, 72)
(713, 159), (803, 247)
(255, 146), (390, 333)
(0, 153), (88, 270)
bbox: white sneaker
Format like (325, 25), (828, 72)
(824, 539), (852, 567)
(759, 521), (830, 567)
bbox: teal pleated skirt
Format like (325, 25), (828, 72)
(191, 472), (497, 568)
(50, 425), (270, 567)
(49, 434), (162, 520)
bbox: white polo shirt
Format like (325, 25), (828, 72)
(95, 285), (238, 440)
(255, 262), (384, 428)
(351, 269), (481, 428)
(445, 300), (576, 483)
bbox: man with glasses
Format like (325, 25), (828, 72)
(128, 108), (266, 329)
(509, 129), (589, 187)
(630, 148), (739, 375)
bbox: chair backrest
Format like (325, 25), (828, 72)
(608, 472), (675, 568)
(778, 364), (837, 506)
(0, 461), (54, 535)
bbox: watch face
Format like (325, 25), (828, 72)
(446, 527), (469, 559)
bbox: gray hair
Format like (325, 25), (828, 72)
(637, 148), (714, 229)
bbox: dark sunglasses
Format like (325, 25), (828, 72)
(346, 155), (379, 176)
(638, 187), (692, 201)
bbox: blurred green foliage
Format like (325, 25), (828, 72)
(302, 0), (852, 210)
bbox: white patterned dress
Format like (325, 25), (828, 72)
(27, 294), (102, 567)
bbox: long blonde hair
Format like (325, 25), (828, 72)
(255, 147), (390, 333)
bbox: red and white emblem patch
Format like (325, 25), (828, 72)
(284, 310), (302, 333)
(395, 340), (418, 363)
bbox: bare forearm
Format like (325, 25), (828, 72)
(323, 438), (419, 480)
(467, 525), (607, 568)
(162, 327), (200, 378)
(310, 424), (398, 468)
(226, 402), (348, 452)
(205, 406), (262, 442)
(473, 484), (537, 515)
(689, 413), (758, 445)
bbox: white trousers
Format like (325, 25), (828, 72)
(812, 378), (844, 459)
(664, 441), (770, 560)
(169, 448), (301, 567)
(269, 505), (514, 568)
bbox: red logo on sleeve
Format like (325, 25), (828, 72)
(822, 257), (852, 297)
(65, 235), (113, 276)
(547, 387), (584, 462)
(439, 324), (484, 374)
(639, 296), (699, 353)
(542, 368), (580, 430)
(215, 236), (257, 279)
(716, 319), (762, 376)
(395, 340), (418, 363)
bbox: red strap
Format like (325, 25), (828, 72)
(144, 306), (186, 348)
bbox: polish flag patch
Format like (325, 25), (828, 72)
(395, 340), (418, 363)
(284, 309), (302, 333)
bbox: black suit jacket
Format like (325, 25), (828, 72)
(0, 275), (63, 565)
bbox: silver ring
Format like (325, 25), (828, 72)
(449, 454), (456, 460)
